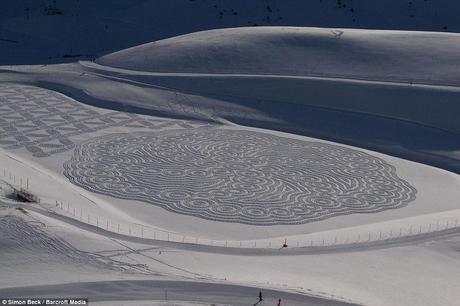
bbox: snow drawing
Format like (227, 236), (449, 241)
(64, 129), (417, 225)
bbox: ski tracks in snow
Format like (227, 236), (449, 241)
(0, 212), (160, 275)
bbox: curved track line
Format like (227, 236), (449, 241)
(80, 61), (460, 90)
(79, 61), (460, 137)
(8, 202), (460, 256)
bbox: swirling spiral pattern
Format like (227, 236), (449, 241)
(63, 129), (417, 225)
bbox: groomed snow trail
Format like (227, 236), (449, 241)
(0, 280), (357, 306)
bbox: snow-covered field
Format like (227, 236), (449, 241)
(1, 21), (460, 306)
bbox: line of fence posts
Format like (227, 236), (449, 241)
(2, 168), (30, 190)
(3, 167), (459, 249)
(52, 198), (460, 249)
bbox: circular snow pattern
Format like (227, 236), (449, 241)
(63, 129), (416, 225)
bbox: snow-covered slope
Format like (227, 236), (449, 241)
(90, 27), (460, 174)
(98, 27), (460, 85)
(1, 0), (460, 64)
(2, 27), (460, 174)
(1, 9), (460, 304)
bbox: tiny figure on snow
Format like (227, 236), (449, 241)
(277, 298), (282, 306)
(282, 239), (288, 248)
(259, 290), (263, 302)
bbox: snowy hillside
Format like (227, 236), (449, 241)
(1, 0), (460, 64)
(2, 27), (460, 174)
(98, 26), (460, 85)
(93, 27), (460, 175)
(1, 3), (460, 306)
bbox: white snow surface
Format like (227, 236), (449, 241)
(0, 26), (460, 306)
(1, 203), (460, 306)
(1, 0), (460, 64)
(98, 27), (460, 85)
